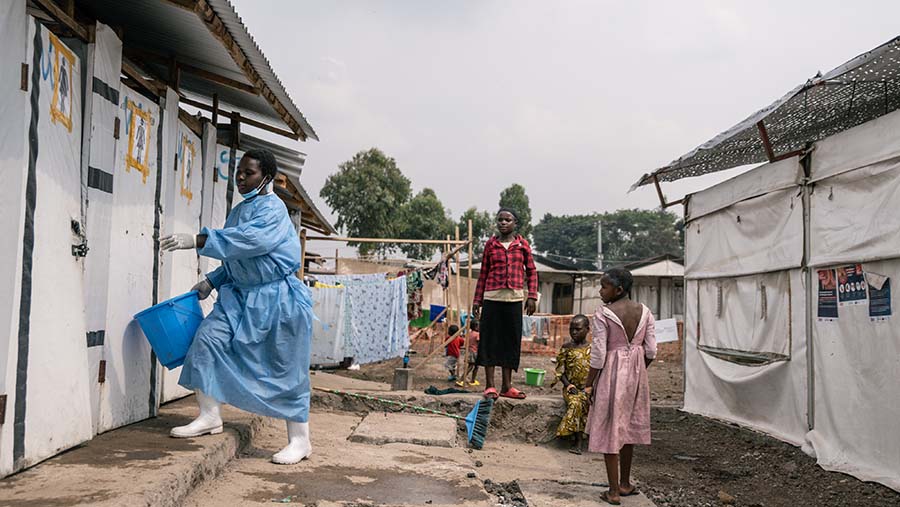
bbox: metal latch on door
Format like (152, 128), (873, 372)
(71, 219), (89, 257)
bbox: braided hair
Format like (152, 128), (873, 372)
(603, 267), (633, 301)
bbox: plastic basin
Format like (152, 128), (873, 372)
(133, 291), (204, 370)
(524, 368), (546, 387)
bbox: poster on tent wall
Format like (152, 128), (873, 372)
(17, 22), (93, 472)
(837, 264), (867, 306)
(97, 86), (160, 433)
(866, 272), (892, 321)
(817, 269), (839, 321)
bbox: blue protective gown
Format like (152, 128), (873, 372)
(178, 192), (313, 422)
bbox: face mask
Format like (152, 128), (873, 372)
(241, 177), (270, 200)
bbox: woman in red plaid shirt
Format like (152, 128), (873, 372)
(472, 208), (538, 399)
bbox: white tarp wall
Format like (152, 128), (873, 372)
(96, 85), (160, 432)
(79, 22), (123, 434)
(684, 109), (900, 489)
(803, 109), (900, 490)
(0, 20), (95, 475)
(0, 0), (33, 478)
(158, 118), (204, 403)
(683, 157), (810, 446)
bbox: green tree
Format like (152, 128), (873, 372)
(398, 188), (454, 260)
(533, 209), (683, 268)
(499, 184), (533, 240)
(457, 207), (494, 259)
(532, 213), (600, 268)
(320, 148), (411, 256)
(602, 209), (683, 264)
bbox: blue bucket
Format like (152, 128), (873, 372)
(134, 291), (204, 370)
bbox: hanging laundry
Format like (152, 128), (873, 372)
(309, 284), (347, 366)
(315, 273), (409, 365)
(404, 269), (425, 321)
(425, 260), (450, 289)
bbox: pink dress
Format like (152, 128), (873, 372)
(585, 304), (656, 454)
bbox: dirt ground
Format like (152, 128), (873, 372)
(336, 353), (900, 507)
(333, 350), (683, 404)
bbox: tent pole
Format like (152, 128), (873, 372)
(801, 148), (815, 431)
(578, 275), (584, 314)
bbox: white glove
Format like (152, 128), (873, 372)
(160, 233), (196, 252)
(191, 278), (213, 300)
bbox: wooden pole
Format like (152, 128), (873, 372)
(454, 227), (463, 378)
(447, 234), (453, 325)
(334, 248), (339, 274)
(307, 235), (466, 246)
(455, 226), (462, 328)
(298, 229), (307, 279)
(461, 219), (474, 384)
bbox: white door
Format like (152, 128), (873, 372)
(95, 86), (159, 432)
(16, 21), (92, 472)
(159, 122), (204, 403)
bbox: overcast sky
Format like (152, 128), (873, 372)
(232, 0), (900, 229)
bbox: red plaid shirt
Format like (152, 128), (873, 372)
(473, 235), (538, 305)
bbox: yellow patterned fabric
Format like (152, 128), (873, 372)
(552, 344), (591, 437)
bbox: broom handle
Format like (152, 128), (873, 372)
(313, 387), (463, 420)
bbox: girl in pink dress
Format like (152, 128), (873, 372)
(584, 268), (656, 505)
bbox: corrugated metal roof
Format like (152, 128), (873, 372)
(220, 129), (306, 178)
(633, 35), (900, 189)
(285, 174), (337, 236)
(224, 131), (335, 235)
(78, 0), (317, 140)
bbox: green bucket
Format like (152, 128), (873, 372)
(524, 368), (546, 387)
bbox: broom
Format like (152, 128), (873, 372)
(313, 387), (494, 449)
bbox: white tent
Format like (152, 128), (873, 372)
(682, 109), (900, 490)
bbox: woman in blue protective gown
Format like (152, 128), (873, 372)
(160, 148), (313, 465)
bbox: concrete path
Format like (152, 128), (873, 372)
(0, 396), (265, 507)
(184, 411), (491, 506)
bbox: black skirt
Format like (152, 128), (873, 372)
(476, 299), (524, 370)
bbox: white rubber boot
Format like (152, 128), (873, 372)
(170, 390), (223, 438)
(271, 421), (311, 464)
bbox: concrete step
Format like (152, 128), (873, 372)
(0, 396), (268, 507)
(349, 412), (460, 447)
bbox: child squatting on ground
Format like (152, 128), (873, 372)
(584, 268), (657, 505)
(551, 314), (591, 454)
(460, 319), (480, 386)
(445, 325), (463, 381)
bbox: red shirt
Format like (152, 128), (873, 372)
(468, 331), (480, 354)
(446, 336), (464, 358)
(473, 235), (539, 305)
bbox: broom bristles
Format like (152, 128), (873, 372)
(464, 397), (494, 449)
